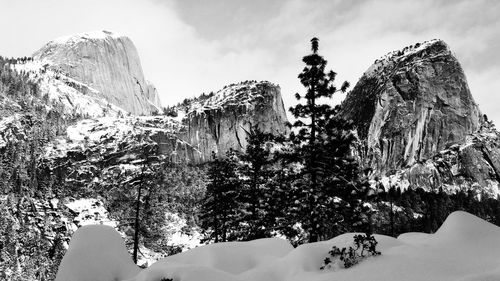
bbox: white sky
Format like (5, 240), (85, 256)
(0, 0), (499, 124)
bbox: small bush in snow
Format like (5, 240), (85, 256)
(160, 278), (173, 281)
(321, 233), (381, 269)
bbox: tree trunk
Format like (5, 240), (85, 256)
(132, 175), (143, 264)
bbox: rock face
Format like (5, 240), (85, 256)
(33, 30), (161, 115)
(342, 39), (481, 174)
(342, 39), (500, 196)
(179, 81), (289, 162)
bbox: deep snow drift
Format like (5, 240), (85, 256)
(54, 225), (140, 281)
(56, 211), (500, 281)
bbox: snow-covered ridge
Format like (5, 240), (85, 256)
(48, 30), (125, 46)
(186, 80), (279, 115)
(364, 39), (448, 77)
(45, 115), (184, 159)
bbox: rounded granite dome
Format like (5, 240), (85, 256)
(33, 30), (161, 115)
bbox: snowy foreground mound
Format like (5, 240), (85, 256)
(56, 211), (500, 281)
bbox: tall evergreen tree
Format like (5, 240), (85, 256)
(288, 37), (352, 242)
(126, 141), (160, 264)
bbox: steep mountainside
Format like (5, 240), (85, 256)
(342, 40), (499, 196)
(342, 39), (481, 172)
(179, 81), (289, 162)
(45, 80), (289, 165)
(33, 30), (161, 115)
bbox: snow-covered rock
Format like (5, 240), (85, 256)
(343, 39), (481, 173)
(12, 59), (126, 117)
(373, 119), (500, 197)
(342, 39), (500, 195)
(65, 198), (117, 230)
(179, 80), (289, 162)
(41, 80), (289, 165)
(43, 115), (197, 166)
(33, 30), (162, 115)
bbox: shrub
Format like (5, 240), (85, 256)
(321, 233), (381, 269)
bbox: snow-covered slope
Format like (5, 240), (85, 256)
(33, 30), (162, 115)
(186, 81), (277, 114)
(43, 115), (196, 165)
(12, 59), (126, 117)
(54, 225), (140, 281)
(55, 211), (500, 281)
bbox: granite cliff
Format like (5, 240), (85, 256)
(179, 81), (289, 162)
(33, 30), (161, 115)
(341, 40), (499, 196)
(342, 39), (481, 173)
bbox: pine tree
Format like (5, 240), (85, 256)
(288, 37), (353, 242)
(128, 142), (160, 264)
(238, 125), (275, 240)
(199, 151), (240, 243)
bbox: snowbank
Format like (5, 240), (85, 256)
(55, 225), (140, 281)
(56, 211), (500, 281)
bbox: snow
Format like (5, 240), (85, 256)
(56, 211), (500, 281)
(0, 114), (22, 148)
(164, 212), (202, 250)
(378, 171), (410, 191)
(65, 198), (117, 231)
(64, 116), (182, 143)
(186, 81), (275, 115)
(54, 225), (140, 281)
(44, 115), (184, 160)
(50, 30), (124, 46)
(364, 39), (444, 77)
(12, 59), (126, 117)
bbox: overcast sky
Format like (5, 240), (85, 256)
(0, 0), (499, 123)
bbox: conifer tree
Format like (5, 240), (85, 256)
(288, 37), (352, 242)
(238, 125), (276, 240)
(199, 151), (240, 243)
(129, 142), (160, 264)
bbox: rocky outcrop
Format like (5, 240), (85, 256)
(343, 39), (499, 196)
(342, 40), (481, 174)
(33, 30), (161, 115)
(179, 81), (289, 162)
(380, 120), (500, 197)
(43, 116), (197, 166)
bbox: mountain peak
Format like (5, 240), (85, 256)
(364, 39), (450, 78)
(33, 30), (161, 115)
(48, 30), (125, 46)
(341, 39), (480, 175)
